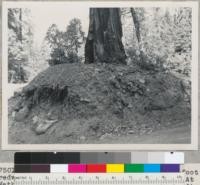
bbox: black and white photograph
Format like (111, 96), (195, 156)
(2, 1), (198, 150)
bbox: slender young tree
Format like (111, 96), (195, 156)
(19, 8), (22, 43)
(130, 8), (141, 43)
(85, 8), (126, 64)
(130, 8), (144, 62)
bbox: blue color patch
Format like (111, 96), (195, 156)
(144, 164), (161, 172)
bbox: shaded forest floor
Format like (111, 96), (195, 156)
(8, 63), (191, 144)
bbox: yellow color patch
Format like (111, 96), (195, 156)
(106, 164), (124, 173)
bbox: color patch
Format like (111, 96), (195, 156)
(68, 164), (86, 173)
(165, 152), (184, 164)
(114, 153), (131, 163)
(131, 152), (148, 163)
(31, 165), (50, 173)
(87, 164), (106, 173)
(106, 164), (124, 173)
(144, 164), (160, 172)
(147, 152), (165, 164)
(97, 153), (115, 163)
(50, 164), (68, 173)
(161, 164), (180, 172)
(14, 165), (31, 173)
(124, 164), (144, 173)
(81, 153), (99, 163)
(15, 153), (31, 164)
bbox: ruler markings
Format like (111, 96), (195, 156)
(14, 173), (185, 185)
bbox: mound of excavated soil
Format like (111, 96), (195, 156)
(8, 63), (191, 144)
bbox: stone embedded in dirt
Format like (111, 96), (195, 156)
(139, 78), (145, 84)
(127, 104), (133, 108)
(146, 129), (153, 134)
(15, 106), (29, 122)
(32, 115), (39, 124)
(11, 111), (16, 118)
(94, 68), (103, 74)
(47, 111), (59, 121)
(100, 133), (113, 140)
(80, 97), (91, 103)
(13, 103), (22, 112)
(128, 130), (135, 134)
(45, 119), (58, 124)
(35, 121), (55, 135)
(80, 136), (86, 141)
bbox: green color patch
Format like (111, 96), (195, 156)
(124, 164), (144, 173)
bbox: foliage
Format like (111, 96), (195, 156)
(45, 24), (63, 49)
(48, 47), (67, 65)
(43, 18), (85, 66)
(8, 8), (34, 83)
(65, 18), (85, 53)
(122, 7), (192, 76)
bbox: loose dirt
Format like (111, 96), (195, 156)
(8, 63), (191, 144)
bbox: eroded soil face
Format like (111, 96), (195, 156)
(8, 63), (191, 144)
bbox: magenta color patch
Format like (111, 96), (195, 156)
(68, 164), (86, 173)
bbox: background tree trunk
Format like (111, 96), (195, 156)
(19, 8), (22, 43)
(130, 8), (144, 63)
(130, 8), (141, 43)
(85, 8), (126, 64)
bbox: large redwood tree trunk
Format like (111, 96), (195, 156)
(85, 8), (126, 64)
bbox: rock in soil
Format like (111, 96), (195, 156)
(15, 106), (29, 122)
(33, 117), (58, 135)
(35, 120), (56, 135)
(100, 133), (113, 140)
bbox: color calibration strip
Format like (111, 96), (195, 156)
(15, 164), (180, 173)
(14, 152), (184, 164)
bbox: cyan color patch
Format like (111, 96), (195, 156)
(144, 164), (161, 172)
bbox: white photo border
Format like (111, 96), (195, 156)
(1, 1), (199, 151)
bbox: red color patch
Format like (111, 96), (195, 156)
(87, 164), (106, 173)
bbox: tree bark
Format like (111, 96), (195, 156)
(130, 8), (144, 63)
(130, 8), (141, 43)
(85, 8), (126, 64)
